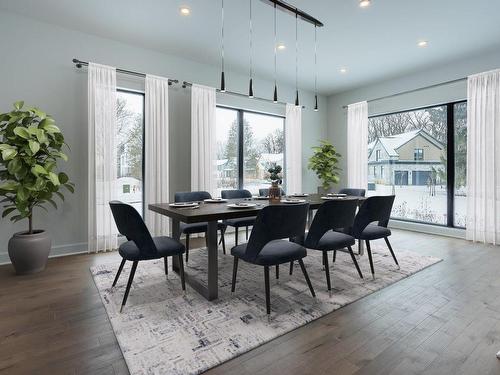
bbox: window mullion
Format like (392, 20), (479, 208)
(238, 110), (244, 189)
(446, 103), (455, 227)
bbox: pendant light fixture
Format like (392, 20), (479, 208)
(294, 12), (299, 107)
(273, 2), (278, 103)
(314, 24), (319, 111)
(248, 0), (254, 98)
(220, 0), (226, 92)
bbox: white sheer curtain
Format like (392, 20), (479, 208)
(191, 84), (216, 195)
(466, 69), (500, 245)
(347, 101), (368, 189)
(88, 63), (118, 253)
(285, 103), (302, 193)
(145, 75), (170, 236)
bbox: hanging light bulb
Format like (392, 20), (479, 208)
(294, 12), (299, 107)
(273, 2), (278, 103)
(314, 24), (319, 112)
(220, 0), (226, 92)
(248, 0), (254, 98)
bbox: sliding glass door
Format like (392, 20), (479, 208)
(216, 107), (285, 196)
(367, 101), (467, 228)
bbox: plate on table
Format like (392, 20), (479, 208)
(321, 196), (345, 200)
(253, 196), (269, 200)
(290, 193), (309, 197)
(281, 198), (306, 204)
(169, 202), (199, 208)
(227, 203), (258, 209)
(204, 198), (227, 203)
(327, 193), (347, 197)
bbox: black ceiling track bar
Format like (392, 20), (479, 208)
(259, 0), (324, 27)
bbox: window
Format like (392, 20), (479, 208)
(216, 107), (285, 195)
(368, 101), (466, 228)
(414, 148), (424, 160)
(116, 90), (144, 215)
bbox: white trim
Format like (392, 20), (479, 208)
(389, 219), (466, 239)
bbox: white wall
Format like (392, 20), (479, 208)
(328, 48), (500, 185)
(0, 11), (328, 263)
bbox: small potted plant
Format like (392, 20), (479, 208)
(308, 140), (341, 194)
(267, 164), (283, 202)
(0, 101), (74, 275)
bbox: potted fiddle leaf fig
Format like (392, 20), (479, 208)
(0, 101), (74, 275)
(308, 140), (342, 194)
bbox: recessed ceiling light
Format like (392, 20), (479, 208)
(418, 40), (428, 47)
(340, 68), (348, 74)
(179, 6), (191, 15)
(277, 43), (286, 50)
(359, 0), (371, 8)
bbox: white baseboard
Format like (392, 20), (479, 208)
(389, 219), (466, 239)
(0, 242), (89, 266)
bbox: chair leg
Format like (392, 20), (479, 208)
(347, 245), (364, 279)
(246, 226), (249, 240)
(384, 237), (399, 268)
(221, 229), (226, 254)
(120, 261), (138, 313)
(164, 256), (168, 275)
(298, 259), (316, 298)
(275, 264), (279, 280)
(365, 240), (375, 279)
(235, 228), (239, 246)
(185, 234), (190, 262)
(264, 266), (271, 315)
(112, 259), (126, 287)
(205, 231), (208, 248)
(332, 249), (337, 263)
(323, 251), (332, 291)
(289, 261), (294, 275)
(178, 254), (186, 291)
(231, 257), (238, 293)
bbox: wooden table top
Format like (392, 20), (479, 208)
(148, 194), (363, 223)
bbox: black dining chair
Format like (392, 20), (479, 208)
(259, 187), (286, 197)
(221, 189), (256, 245)
(294, 199), (363, 291)
(338, 188), (366, 197)
(109, 201), (186, 312)
(351, 195), (398, 279)
(230, 204), (315, 315)
(175, 191), (227, 262)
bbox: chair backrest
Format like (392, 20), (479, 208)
(244, 204), (309, 262)
(339, 188), (366, 197)
(221, 189), (252, 199)
(305, 199), (358, 248)
(259, 187), (285, 197)
(175, 191), (212, 202)
(351, 195), (395, 238)
(109, 201), (157, 257)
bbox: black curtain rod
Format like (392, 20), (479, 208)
(72, 59), (179, 85)
(182, 81), (306, 109)
(342, 77), (466, 109)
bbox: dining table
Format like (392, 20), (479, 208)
(149, 194), (366, 301)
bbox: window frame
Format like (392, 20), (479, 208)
(414, 148), (424, 161)
(117, 88), (146, 217)
(216, 105), (286, 191)
(368, 99), (467, 229)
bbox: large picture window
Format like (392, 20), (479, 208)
(216, 107), (285, 195)
(116, 90), (144, 215)
(367, 101), (466, 228)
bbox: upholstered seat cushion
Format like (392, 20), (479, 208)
(119, 236), (185, 261)
(358, 224), (391, 240)
(231, 239), (307, 266)
(223, 217), (255, 228)
(312, 230), (355, 250)
(180, 221), (226, 234)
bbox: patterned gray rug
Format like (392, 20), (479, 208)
(91, 243), (441, 375)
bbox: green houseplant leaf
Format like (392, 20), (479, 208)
(308, 140), (342, 191)
(0, 102), (74, 233)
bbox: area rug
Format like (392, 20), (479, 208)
(91, 244), (441, 375)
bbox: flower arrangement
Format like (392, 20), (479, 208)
(267, 164), (283, 184)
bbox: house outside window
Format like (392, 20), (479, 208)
(414, 148), (424, 160)
(376, 149), (381, 161)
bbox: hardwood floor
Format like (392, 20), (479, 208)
(1, 230), (500, 374)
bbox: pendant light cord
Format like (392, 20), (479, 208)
(249, 0), (253, 79)
(314, 24), (317, 96)
(274, 3), (277, 86)
(221, 0), (225, 73)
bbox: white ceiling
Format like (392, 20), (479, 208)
(2, 0), (500, 95)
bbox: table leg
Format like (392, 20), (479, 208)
(172, 218), (181, 272)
